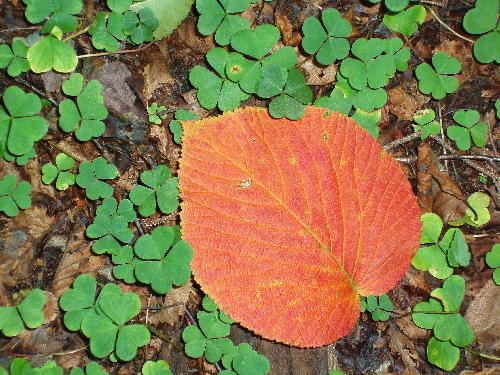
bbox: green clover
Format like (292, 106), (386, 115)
(147, 102), (167, 125)
(86, 197), (136, 254)
(463, 0), (499, 63)
(68, 362), (108, 375)
(383, 5), (426, 36)
(107, 0), (132, 13)
(446, 109), (488, 151)
(415, 52), (461, 100)
(412, 213), (470, 279)
(196, 0), (251, 46)
(314, 80), (356, 115)
(169, 109), (199, 144)
(464, 192), (490, 227)
(360, 294), (394, 321)
(27, 31), (78, 73)
(23, 0), (83, 33)
(413, 108), (440, 140)
(0, 289), (46, 337)
(221, 343), (270, 375)
(485, 243), (500, 285)
(88, 11), (126, 53)
(76, 157), (118, 200)
(0, 38), (30, 77)
(59, 73), (108, 141)
(141, 361), (173, 375)
(122, 8), (159, 45)
(3, 147), (35, 167)
(0, 86), (48, 160)
(59, 274), (98, 331)
(81, 283), (150, 361)
(3, 359), (62, 375)
(129, 165), (179, 217)
(41, 153), (76, 190)
(0, 174), (32, 218)
(301, 8), (351, 66)
(351, 108), (381, 138)
(496, 99), (499, 118)
(190, 47), (250, 111)
(112, 245), (136, 284)
(412, 276), (474, 371)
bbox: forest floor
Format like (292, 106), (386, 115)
(0, 0), (499, 374)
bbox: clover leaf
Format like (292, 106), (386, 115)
(383, 5), (426, 36)
(147, 102), (167, 125)
(351, 108), (381, 138)
(117, 226), (193, 293)
(76, 157), (118, 200)
(88, 12), (121, 53)
(360, 294), (394, 321)
(412, 276), (473, 371)
(68, 362), (108, 375)
(463, 0), (500, 63)
(86, 197), (136, 254)
(23, 0), (82, 33)
(107, 0), (132, 13)
(0, 38), (30, 77)
(80, 283), (150, 361)
(0, 174), (32, 217)
(27, 32), (78, 73)
(301, 8), (351, 65)
(486, 243), (500, 285)
(464, 192), (490, 227)
(0, 86), (48, 160)
(412, 213), (470, 279)
(122, 8), (159, 44)
(112, 245), (136, 284)
(196, 0), (251, 46)
(3, 147), (36, 166)
(129, 165), (179, 216)
(496, 99), (500, 118)
(0, 289), (46, 337)
(447, 109), (488, 151)
(42, 153), (76, 190)
(142, 361), (173, 375)
(190, 47), (250, 111)
(221, 343), (270, 375)
(3, 359), (62, 375)
(413, 108), (440, 140)
(169, 109), (199, 144)
(59, 274), (98, 331)
(415, 52), (461, 100)
(59, 73), (109, 141)
(314, 80), (355, 115)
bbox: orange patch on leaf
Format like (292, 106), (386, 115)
(179, 106), (420, 347)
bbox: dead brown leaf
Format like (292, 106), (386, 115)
(388, 82), (430, 121)
(148, 282), (193, 326)
(274, 8), (301, 46)
(388, 325), (421, 375)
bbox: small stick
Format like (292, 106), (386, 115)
(395, 154), (500, 164)
(383, 132), (421, 151)
(426, 6), (475, 43)
(78, 42), (154, 59)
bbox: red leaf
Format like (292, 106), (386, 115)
(179, 107), (420, 347)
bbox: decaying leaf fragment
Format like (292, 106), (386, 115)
(179, 106), (421, 347)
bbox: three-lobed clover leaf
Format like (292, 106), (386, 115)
(196, 0), (251, 46)
(0, 38), (30, 77)
(86, 197), (136, 254)
(147, 101), (167, 125)
(141, 361), (173, 375)
(383, 5), (426, 36)
(76, 157), (118, 200)
(42, 153), (76, 190)
(23, 0), (83, 33)
(485, 243), (500, 285)
(169, 109), (199, 144)
(68, 362), (108, 375)
(190, 47), (250, 111)
(0, 86), (48, 160)
(3, 147), (36, 167)
(464, 192), (490, 227)
(120, 226), (193, 293)
(129, 165), (179, 216)
(2, 358), (63, 375)
(0, 174), (32, 218)
(415, 52), (461, 100)
(27, 31), (78, 73)
(221, 342), (270, 375)
(412, 275), (474, 371)
(446, 109), (488, 151)
(463, 0), (500, 63)
(80, 282), (150, 361)
(88, 11), (126, 53)
(0, 289), (46, 337)
(360, 294), (394, 321)
(122, 8), (159, 45)
(412, 213), (470, 279)
(351, 108), (382, 139)
(413, 108), (440, 140)
(59, 73), (109, 141)
(301, 8), (351, 65)
(314, 80), (356, 116)
(59, 274), (98, 331)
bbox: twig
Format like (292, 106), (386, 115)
(437, 103), (449, 172)
(426, 6), (475, 43)
(0, 26), (40, 33)
(63, 24), (92, 41)
(465, 347), (500, 362)
(418, 0), (445, 5)
(395, 154), (500, 164)
(383, 132), (421, 151)
(134, 218), (145, 235)
(77, 42), (154, 59)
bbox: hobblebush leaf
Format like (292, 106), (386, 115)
(179, 107), (421, 346)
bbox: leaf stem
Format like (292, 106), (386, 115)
(465, 347), (500, 362)
(77, 42), (154, 59)
(63, 24), (91, 42)
(425, 6), (474, 44)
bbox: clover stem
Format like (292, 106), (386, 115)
(0, 26), (41, 34)
(77, 42), (154, 59)
(417, 0), (445, 6)
(465, 347), (500, 362)
(425, 6), (474, 44)
(63, 24), (91, 42)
